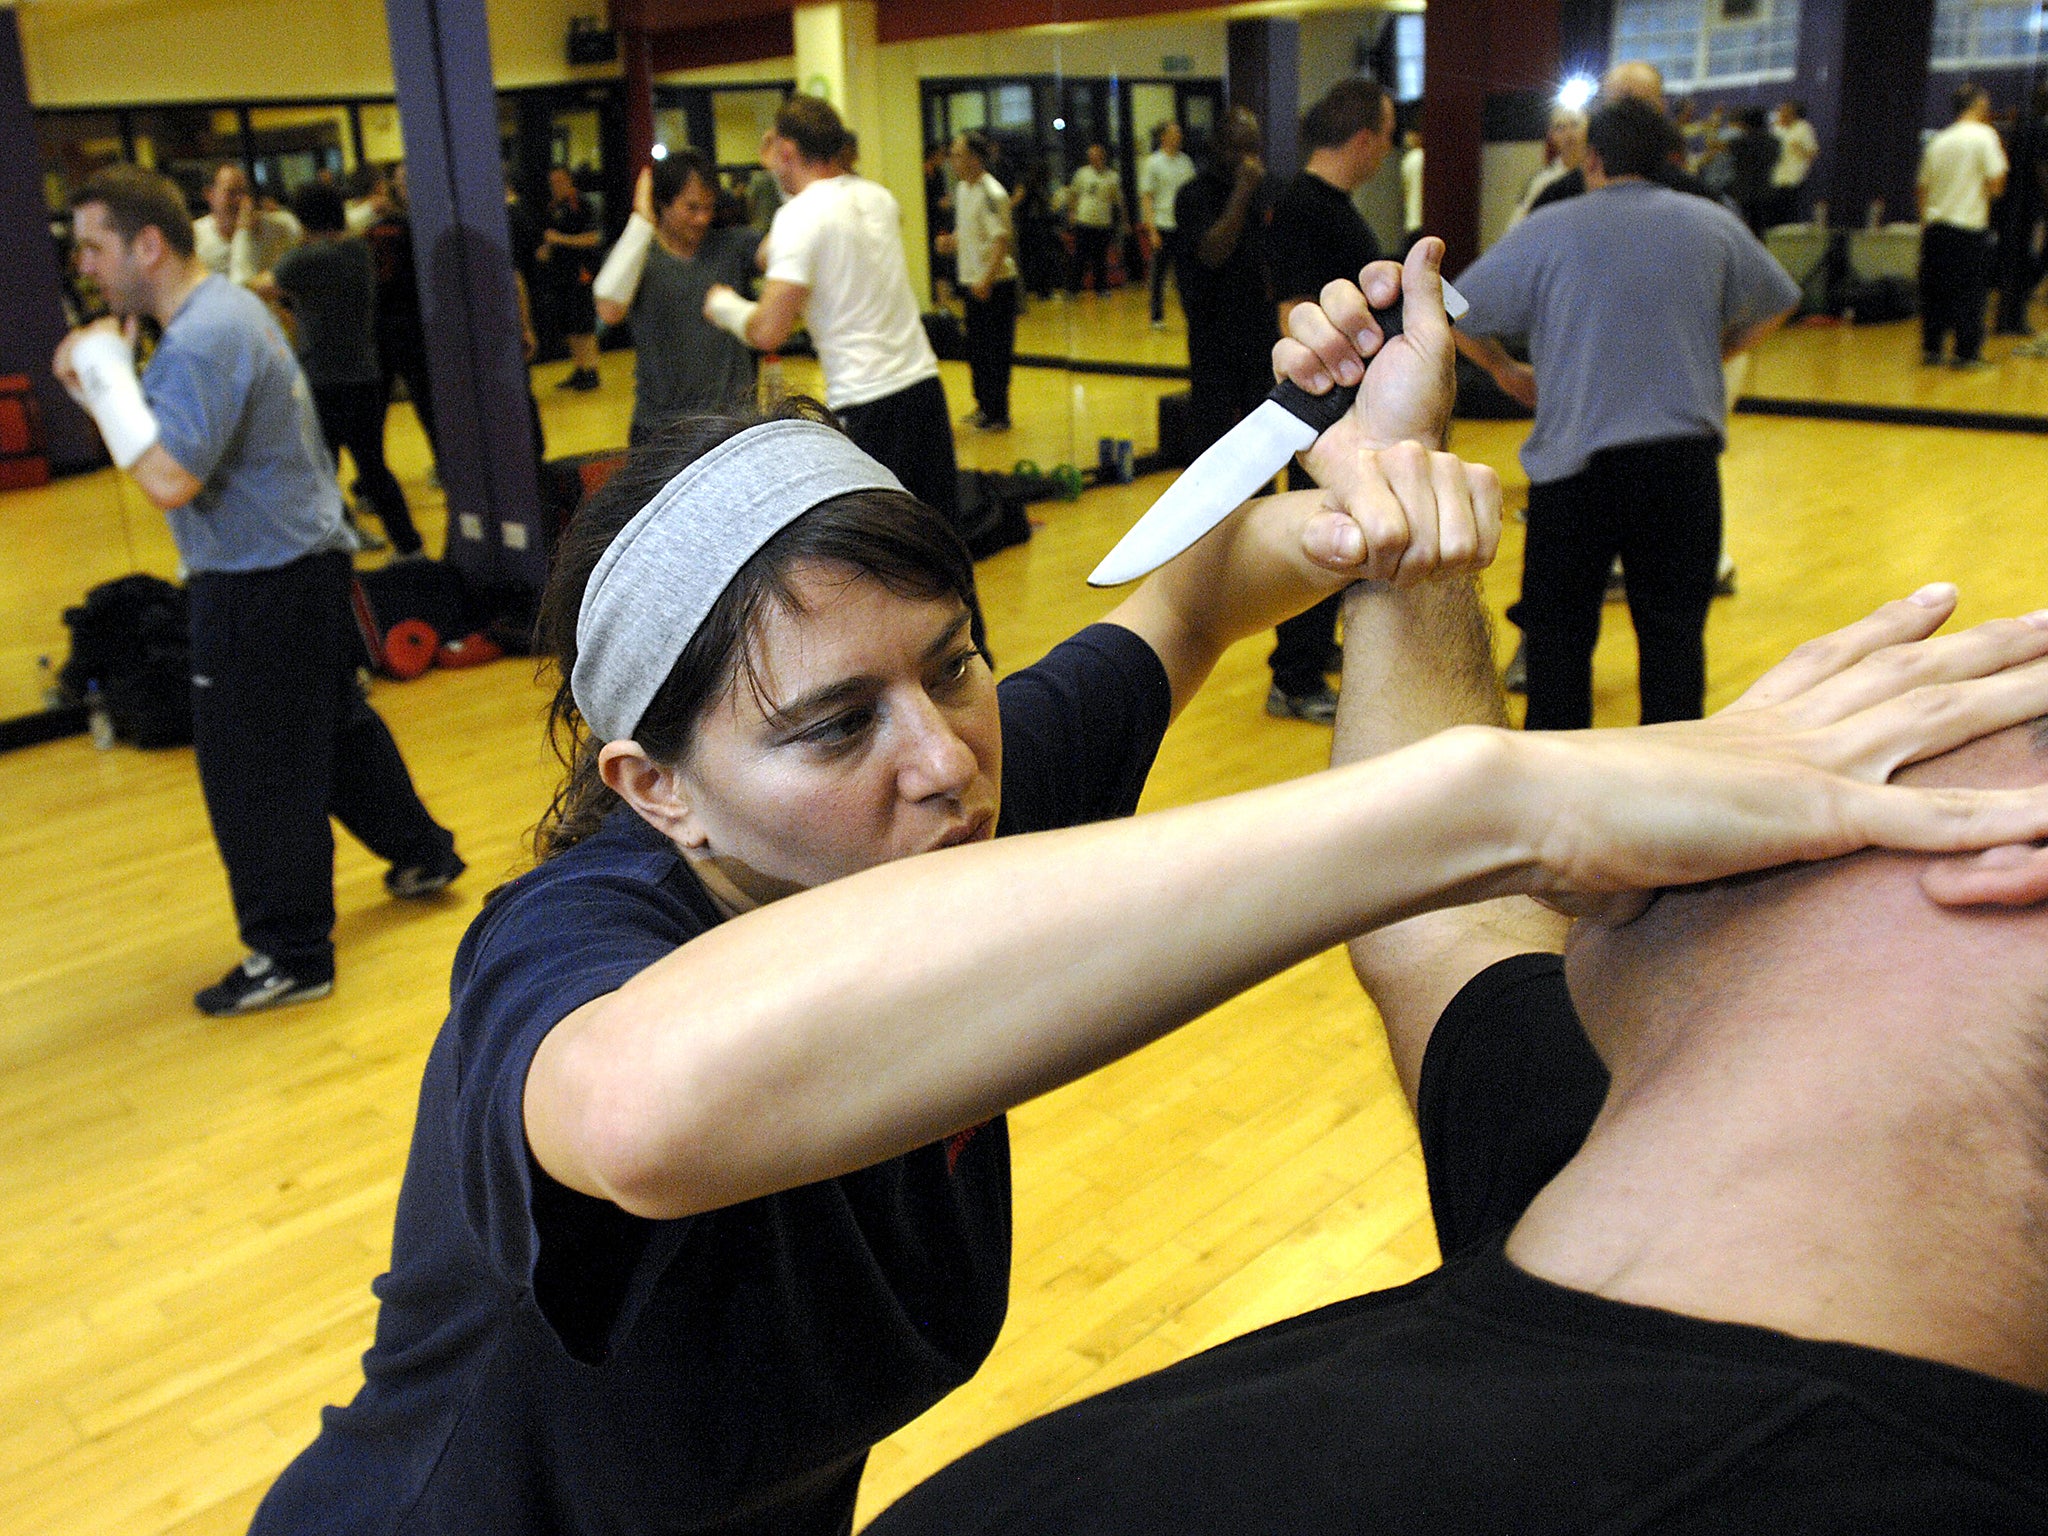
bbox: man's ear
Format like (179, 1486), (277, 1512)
(1921, 844), (2048, 908)
(597, 741), (709, 848)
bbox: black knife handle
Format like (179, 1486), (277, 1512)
(1265, 295), (1404, 433)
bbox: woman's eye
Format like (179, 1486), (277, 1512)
(797, 708), (872, 750)
(938, 650), (982, 689)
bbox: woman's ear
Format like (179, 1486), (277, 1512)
(598, 741), (709, 848)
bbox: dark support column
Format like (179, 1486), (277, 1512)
(0, 10), (102, 474)
(1424, 0), (1488, 276)
(1829, 0), (1935, 226)
(1424, 0), (1560, 275)
(1226, 18), (1300, 181)
(384, 0), (547, 591)
(624, 30), (655, 173)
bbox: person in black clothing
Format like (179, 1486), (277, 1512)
(265, 182), (424, 557)
(864, 280), (2048, 1535)
(360, 165), (439, 476)
(1262, 78), (1397, 725)
(1994, 82), (2048, 336)
(1728, 107), (1781, 235)
(539, 166), (603, 390)
(1174, 105), (1278, 519)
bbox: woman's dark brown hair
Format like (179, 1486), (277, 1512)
(533, 397), (987, 860)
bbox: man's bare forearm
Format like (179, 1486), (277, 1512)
(1334, 577), (1508, 768)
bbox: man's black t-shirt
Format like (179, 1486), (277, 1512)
(868, 954), (2048, 1534)
(1267, 171), (1382, 307)
(1172, 165), (1276, 373)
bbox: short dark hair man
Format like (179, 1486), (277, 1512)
(261, 180), (426, 557)
(1261, 78), (1397, 726)
(861, 268), (2048, 1533)
(1918, 84), (2009, 368)
(1453, 97), (1801, 730)
(703, 93), (960, 523)
(54, 164), (462, 1015)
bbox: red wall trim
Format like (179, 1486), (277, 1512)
(645, 13), (796, 71)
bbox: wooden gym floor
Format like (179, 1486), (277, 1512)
(0, 298), (2043, 1531)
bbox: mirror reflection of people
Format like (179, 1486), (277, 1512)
(193, 162), (301, 285)
(1918, 85), (2009, 370)
(1062, 142), (1125, 296)
(1138, 120), (1195, 328)
(855, 268), (2048, 1536)
(593, 150), (762, 444)
(262, 181), (425, 558)
(933, 131), (1017, 431)
(538, 165), (603, 391)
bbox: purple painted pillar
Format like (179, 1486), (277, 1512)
(384, 0), (546, 591)
(0, 9), (104, 474)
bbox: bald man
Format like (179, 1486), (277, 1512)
(1527, 59), (1719, 214)
(869, 562), (2048, 1531)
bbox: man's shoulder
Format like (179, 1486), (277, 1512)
(164, 275), (270, 345)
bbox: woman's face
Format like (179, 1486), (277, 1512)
(666, 564), (1001, 910)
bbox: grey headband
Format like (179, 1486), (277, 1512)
(571, 418), (907, 741)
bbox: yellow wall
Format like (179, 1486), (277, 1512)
(17, 0), (620, 107)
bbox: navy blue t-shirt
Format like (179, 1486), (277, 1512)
(251, 623), (1172, 1535)
(867, 955), (2048, 1534)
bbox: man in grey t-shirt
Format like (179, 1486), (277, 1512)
(1454, 99), (1798, 729)
(594, 149), (761, 444)
(56, 166), (461, 1016)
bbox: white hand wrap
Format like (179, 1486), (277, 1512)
(71, 330), (160, 470)
(592, 213), (655, 310)
(704, 285), (760, 346)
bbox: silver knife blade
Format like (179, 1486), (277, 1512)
(1087, 397), (1317, 587)
(1087, 278), (1469, 588)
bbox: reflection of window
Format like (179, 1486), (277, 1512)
(993, 84), (1034, 130)
(1393, 13), (1426, 103)
(362, 103), (405, 166)
(248, 106), (356, 198)
(1931, 0), (2046, 68)
(130, 108), (242, 208)
(1611, 0), (1800, 88)
(949, 90), (988, 134)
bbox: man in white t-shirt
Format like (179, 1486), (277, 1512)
(1767, 101), (1818, 226)
(1138, 121), (1196, 327)
(935, 131), (1018, 430)
(1918, 85), (2009, 368)
(193, 163), (302, 285)
(704, 93), (958, 520)
(1062, 143), (1125, 295)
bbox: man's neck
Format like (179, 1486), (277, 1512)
(784, 159), (840, 197)
(1505, 1008), (2048, 1394)
(149, 258), (211, 329)
(1304, 147), (1361, 193)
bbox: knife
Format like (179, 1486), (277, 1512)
(1087, 279), (1470, 587)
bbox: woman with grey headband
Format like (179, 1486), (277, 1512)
(249, 245), (2048, 1535)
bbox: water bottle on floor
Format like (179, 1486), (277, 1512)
(87, 680), (115, 750)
